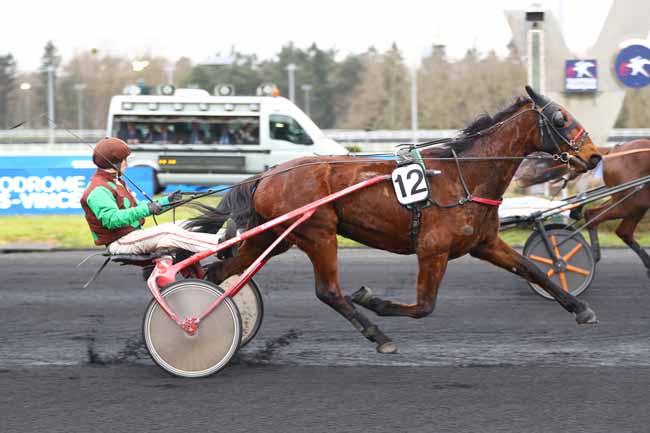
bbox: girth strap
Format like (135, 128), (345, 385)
(410, 205), (422, 246)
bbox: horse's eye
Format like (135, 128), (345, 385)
(552, 111), (565, 127)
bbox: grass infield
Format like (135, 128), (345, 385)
(0, 197), (648, 249)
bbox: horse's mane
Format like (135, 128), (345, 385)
(423, 96), (532, 158)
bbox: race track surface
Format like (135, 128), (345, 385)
(1, 249), (649, 432)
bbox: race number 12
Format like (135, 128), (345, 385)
(391, 163), (430, 205)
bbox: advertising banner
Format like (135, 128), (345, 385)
(0, 166), (153, 215)
(565, 59), (598, 93)
(615, 43), (650, 89)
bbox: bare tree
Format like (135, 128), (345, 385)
(0, 53), (16, 128)
(339, 45), (410, 129)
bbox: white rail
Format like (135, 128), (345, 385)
(0, 128), (648, 154)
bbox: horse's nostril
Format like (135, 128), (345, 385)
(589, 154), (602, 167)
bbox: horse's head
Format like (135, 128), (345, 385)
(525, 86), (602, 173)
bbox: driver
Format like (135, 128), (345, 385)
(80, 137), (226, 255)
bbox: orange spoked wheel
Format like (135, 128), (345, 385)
(522, 227), (595, 300)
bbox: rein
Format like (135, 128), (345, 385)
(409, 106), (585, 163)
(393, 103), (588, 209)
(604, 148), (650, 159)
(167, 102), (589, 213)
(446, 148), (503, 208)
(168, 154), (561, 212)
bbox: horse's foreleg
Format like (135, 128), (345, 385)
(471, 236), (597, 324)
(351, 252), (448, 318)
(615, 211), (650, 278)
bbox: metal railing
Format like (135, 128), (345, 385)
(0, 129), (104, 144)
(0, 128), (648, 154)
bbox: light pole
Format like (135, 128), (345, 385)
(286, 63), (297, 103)
(19, 82), (31, 122)
(74, 83), (87, 131)
(301, 84), (312, 117)
(525, 9), (548, 195)
(410, 67), (418, 145)
(47, 65), (56, 144)
(409, 47), (427, 146)
(164, 64), (175, 85)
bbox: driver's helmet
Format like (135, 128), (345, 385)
(93, 137), (131, 169)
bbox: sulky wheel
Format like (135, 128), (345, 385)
(142, 279), (241, 378)
(220, 275), (264, 347)
(523, 227), (596, 300)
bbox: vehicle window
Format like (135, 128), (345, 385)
(112, 115), (260, 145)
(269, 115), (313, 145)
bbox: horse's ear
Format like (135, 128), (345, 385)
(525, 85), (550, 107)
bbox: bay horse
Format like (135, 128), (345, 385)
(187, 86), (602, 353)
(518, 139), (650, 278)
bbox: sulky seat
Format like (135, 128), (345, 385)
(79, 251), (175, 289)
(103, 252), (166, 266)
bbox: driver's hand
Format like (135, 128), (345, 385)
(166, 190), (183, 204)
(148, 201), (164, 216)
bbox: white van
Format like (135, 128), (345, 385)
(106, 87), (348, 191)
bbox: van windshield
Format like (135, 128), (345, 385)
(112, 115), (260, 145)
(269, 114), (313, 145)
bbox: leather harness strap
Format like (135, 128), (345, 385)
(470, 196), (503, 206)
(451, 149), (503, 208)
(406, 148), (502, 248)
(410, 205), (422, 246)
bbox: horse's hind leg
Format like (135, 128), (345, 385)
(587, 227), (601, 263)
(471, 236), (597, 324)
(351, 252), (448, 318)
(206, 230), (291, 284)
(584, 198), (625, 262)
(293, 229), (397, 353)
(615, 211), (650, 278)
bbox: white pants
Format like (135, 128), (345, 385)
(107, 222), (224, 255)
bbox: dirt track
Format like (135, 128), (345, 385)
(1, 249), (650, 432)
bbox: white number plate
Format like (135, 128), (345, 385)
(391, 163), (430, 205)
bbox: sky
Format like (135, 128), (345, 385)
(1, 0), (623, 72)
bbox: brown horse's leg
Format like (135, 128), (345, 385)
(583, 198), (626, 262)
(587, 227), (601, 263)
(471, 236), (597, 324)
(351, 252), (448, 318)
(292, 228), (397, 353)
(206, 230), (291, 284)
(615, 211), (650, 276)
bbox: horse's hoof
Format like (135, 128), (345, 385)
(351, 286), (373, 305)
(377, 341), (398, 354)
(575, 306), (598, 324)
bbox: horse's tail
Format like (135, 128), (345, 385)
(185, 176), (261, 234)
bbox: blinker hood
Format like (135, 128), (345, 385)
(524, 85), (550, 108)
